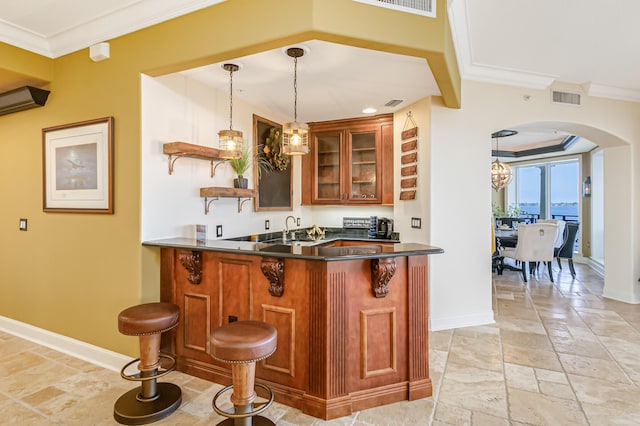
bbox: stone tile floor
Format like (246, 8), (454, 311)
(1, 262), (639, 425)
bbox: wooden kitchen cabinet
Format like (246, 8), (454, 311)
(302, 114), (393, 205)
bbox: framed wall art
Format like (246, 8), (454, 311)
(42, 116), (114, 213)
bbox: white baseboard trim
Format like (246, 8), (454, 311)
(602, 289), (640, 305)
(430, 311), (495, 331)
(0, 316), (132, 372)
(586, 257), (604, 277)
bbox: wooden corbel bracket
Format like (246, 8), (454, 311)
(178, 250), (202, 285)
(260, 257), (284, 297)
(371, 257), (397, 298)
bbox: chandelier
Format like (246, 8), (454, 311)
(218, 63), (243, 159)
(491, 131), (515, 191)
(282, 47), (309, 155)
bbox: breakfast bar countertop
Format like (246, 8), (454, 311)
(142, 237), (443, 261)
(151, 228), (442, 419)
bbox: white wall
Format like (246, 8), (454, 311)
(430, 95), (494, 330)
(393, 99), (431, 243)
(141, 73), (393, 241)
(141, 73), (302, 240)
(428, 80), (640, 327)
(590, 150), (604, 264)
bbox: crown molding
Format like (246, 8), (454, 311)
(586, 83), (640, 103)
(1, 0), (226, 58)
(448, 0), (640, 103)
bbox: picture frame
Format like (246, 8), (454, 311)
(252, 114), (293, 211)
(42, 117), (114, 213)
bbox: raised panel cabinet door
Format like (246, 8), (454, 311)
(313, 131), (343, 203)
(347, 127), (380, 203)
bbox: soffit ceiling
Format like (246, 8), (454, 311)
(2, 0), (636, 157)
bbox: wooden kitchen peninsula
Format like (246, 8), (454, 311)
(144, 237), (443, 420)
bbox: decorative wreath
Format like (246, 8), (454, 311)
(262, 127), (289, 171)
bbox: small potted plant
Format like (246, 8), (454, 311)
(229, 143), (251, 188)
(229, 142), (273, 188)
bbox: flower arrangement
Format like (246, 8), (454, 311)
(262, 127), (289, 171)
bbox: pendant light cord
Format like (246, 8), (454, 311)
(228, 68), (234, 130)
(293, 55), (298, 122)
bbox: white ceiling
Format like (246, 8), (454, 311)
(3, 0), (636, 156)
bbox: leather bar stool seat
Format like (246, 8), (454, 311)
(210, 320), (277, 426)
(114, 302), (182, 425)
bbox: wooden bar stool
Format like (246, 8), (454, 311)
(210, 320), (277, 426)
(114, 302), (182, 425)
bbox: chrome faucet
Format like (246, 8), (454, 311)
(284, 215), (296, 241)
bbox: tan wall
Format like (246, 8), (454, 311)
(0, 0), (458, 356)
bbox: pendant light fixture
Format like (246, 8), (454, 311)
(491, 130), (515, 191)
(282, 47), (309, 155)
(218, 63), (243, 159)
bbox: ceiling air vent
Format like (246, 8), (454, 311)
(0, 86), (50, 116)
(353, 0), (435, 18)
(551, 90), (581, 106)
(385, 99), (403, 107)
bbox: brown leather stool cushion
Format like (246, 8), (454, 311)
(118, 302), (180, 336)
(210, 320), (277, 363)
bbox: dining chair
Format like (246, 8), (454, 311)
(537, 219), (566, 253)
(500, 223), (557, 282)
(491, 224), (503, 274)
(556, 222), (580, 278)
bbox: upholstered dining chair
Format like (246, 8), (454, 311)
(556, 222), (580, 278)
(500, 223), (558, 282)
(537, 219), (566, 254)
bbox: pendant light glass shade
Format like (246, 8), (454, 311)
(219, 63), (243, 159)
(283, 47), (309, 155)
(283, 121), (309, 155)
(491, 132), (514, 191)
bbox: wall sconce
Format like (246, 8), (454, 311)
(583, 176), (592, 197)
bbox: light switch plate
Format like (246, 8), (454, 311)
(216, 225), (223, 237)
(19, 218), (27, 231)
(411, 217), (421, 229)
(265, 220), (270, 230)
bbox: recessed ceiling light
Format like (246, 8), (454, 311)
(362, 107), (377, 114)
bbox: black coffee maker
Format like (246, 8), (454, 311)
(377, 218), (394, 239)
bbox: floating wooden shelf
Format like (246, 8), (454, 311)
(163, 142), (239, 177)
(199, 186), (256, 214)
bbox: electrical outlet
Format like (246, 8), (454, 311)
(296, 217), (301, 226)
(411, 217), (422, 229)
(19, 218), (27, 231)
(216, 225), (223, 237)
(265, 219), (270, 230)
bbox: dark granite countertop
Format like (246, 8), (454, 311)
(143, 228), (442, 261)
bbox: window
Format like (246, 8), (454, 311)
(507, 159), (579, 222)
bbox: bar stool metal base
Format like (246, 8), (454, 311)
(114, 382), (182, 425)
(216, 415), (275, 426)
(212, 382), (274, 426)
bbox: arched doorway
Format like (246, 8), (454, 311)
(498, 121), (632, 301)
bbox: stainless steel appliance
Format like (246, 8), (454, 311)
(377, 218), (394, 239)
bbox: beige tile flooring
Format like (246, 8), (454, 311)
(2, 262), (639, 425)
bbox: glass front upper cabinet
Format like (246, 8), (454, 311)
(314, 131), (342, 202)
(348, 128), (379, 202)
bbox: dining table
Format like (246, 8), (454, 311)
(495, 227), (518, 248)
